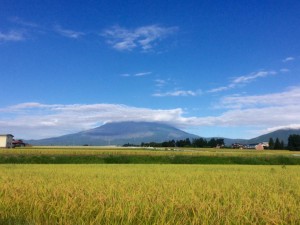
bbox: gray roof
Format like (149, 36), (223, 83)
(0, 134), (14, 137)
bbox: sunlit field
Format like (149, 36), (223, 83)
(1, 147), (300, 165)
(1, 164), (300, 224)
(0, 146), (299, 157)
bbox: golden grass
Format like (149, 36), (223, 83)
(0, 146), (298, 157)
(1, 164), (300, 224)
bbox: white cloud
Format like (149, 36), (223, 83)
(264, 124), (300, 133)
(134, 72), (152, 77)
(120, 72), (152, 77)
(54, 25), (85, 39)
(208, 70), (277, 93)
(102, 25), (178, 51)
(282, 57), (295, 62)
(220, 86), (300, 108)
(207, 86), (230, 93)
(0, 30), (26, 42)
(5, 18), (84, 41)
(153, 90), (198, 97)
(1, 87), (300, 139)
(0, 103), (184, 139)
(280, 68), (290, 73)
(155, 79), (167, 87)
(232, 71), (276, 84)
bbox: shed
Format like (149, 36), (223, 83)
(0, 134), (14, 148)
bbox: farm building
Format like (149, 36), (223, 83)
(0, 134), (14, 148)
(12, 139), (26, 147)
(255, 142), (269, 150)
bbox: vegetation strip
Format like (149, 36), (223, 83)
(1, 154), (300, 164)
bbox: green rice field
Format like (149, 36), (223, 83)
(1, 164), (300, 224)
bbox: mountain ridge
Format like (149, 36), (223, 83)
(247, 128), (300, 144)
(28, 121), (199, 146)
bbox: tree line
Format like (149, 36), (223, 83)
(124, 134), (300, 151)
(269, 134), (300, 151)
(139, 138), (225, 148)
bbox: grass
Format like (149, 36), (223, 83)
(1, 154), (300, 164)
(1, 147), (300, 164)
(1, 146), (298, 157)
(1, 164), (300, 224)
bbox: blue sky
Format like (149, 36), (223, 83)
(1, 0), (300, 139)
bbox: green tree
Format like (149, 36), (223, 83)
(176, 138), (191, 147)
(192, 138), (207, 147)
(274, 138), (281, 150)
(185, 138), (191, 147)
(208, 138), (217, 147)
(288, 134), (300, 151)
(216, 138), (225, 146)
(162, 140), (176, 147)
(269, 138), (274, 149)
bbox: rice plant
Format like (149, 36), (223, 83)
(1, 165), (299, 224)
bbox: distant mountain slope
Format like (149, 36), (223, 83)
(247, 129), (300, 144)
(222, 138), (248, 146)
(28, 121), (199, 146)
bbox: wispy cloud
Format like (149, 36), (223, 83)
(7, 17), (84, 40)
(220, 86), (300, 109)
(120, 72), (152, 77)
(102, 25), (178, 52)
(154, 79), (167, 87)
(207, 86), (231, 93)
(54, 25), (85, 39)
(282, 57), (295, 62)
(0, 30), (26, 42)
(134, 72), (152, 77)
(208, 70), (276, 93)
(9, 17), (40, 28)
(153, 90), (199, 97)
(280, 68), (290, 73)
(120, 73), (131, 77)
(232, 71), (276, 84)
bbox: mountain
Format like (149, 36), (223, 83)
(28, 121), (199, 146)
(247, 128), (300, 144)
(222, 138), (248, 146)
(27, 122), (300, 146)
(220, 129), (300, 146)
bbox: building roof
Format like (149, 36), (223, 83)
(0, 134), (14, 137)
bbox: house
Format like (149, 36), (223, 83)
(232, 143), (246, 149)
(232, 142), (269, 150)
(255, 142), (269, 150)
(12, 139), (26, 147)
(255, 143), (264, 150)
(0, 134), (14, 148)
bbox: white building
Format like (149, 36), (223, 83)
(0, 134), (14, 148)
